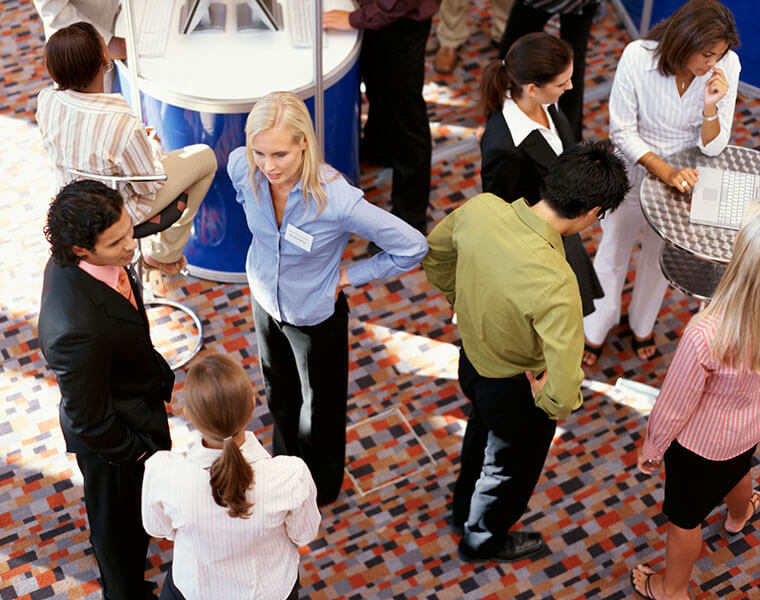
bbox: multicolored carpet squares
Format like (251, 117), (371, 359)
(2, 0), (760, 598)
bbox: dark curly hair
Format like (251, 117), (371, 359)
(44, 180), (124, 266)
(540, 140), (630, 219)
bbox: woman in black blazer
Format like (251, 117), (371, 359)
(480, 32), (603, 317)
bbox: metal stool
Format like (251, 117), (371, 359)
(659, 243), (727, 308)
(68, 169), (203, 369)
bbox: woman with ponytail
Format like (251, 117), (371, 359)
(479, 32), (604, 318)
(141, 354), (320, 600)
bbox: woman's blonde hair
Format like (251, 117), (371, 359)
(700, 201), (760, 372)
(244, 91), (333, 216)
(185, 354), (255, 518)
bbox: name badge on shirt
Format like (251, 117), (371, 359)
(284, 223), (313, 252)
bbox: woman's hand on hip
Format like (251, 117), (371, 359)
(335, 266), (350, 302)
(704, 68), (729, 111)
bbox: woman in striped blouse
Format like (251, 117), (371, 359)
(632, 202), (760, 600)
(582, 0), (740, 366)
(142, 354), (320, 600)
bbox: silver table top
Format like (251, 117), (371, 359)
(639, 145), (760, 264)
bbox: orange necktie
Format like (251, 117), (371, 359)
(117, 269), (138, 309)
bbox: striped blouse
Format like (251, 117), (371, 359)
(642, 314), (760, 463)
(36, 87), (165, 224)
(142, 431), (321, 600)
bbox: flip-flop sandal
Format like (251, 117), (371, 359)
(630, 564), (657, 600)
(583, 343), (603, 366)
(632, 335), (657, 360)
(726, 489), (760, 534)
(144, 255), (188, 278)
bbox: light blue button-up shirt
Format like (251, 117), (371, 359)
(228, 147), (428, 326)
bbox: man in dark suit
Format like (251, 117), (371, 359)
(38, 180), (173, 600)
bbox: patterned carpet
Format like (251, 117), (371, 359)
(2, 1), (760, 598)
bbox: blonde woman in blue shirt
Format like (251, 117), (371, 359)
(227, 91), (428, 505)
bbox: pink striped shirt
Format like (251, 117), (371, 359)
(36, 87), (165, 224)
(642, 314), (760, 462)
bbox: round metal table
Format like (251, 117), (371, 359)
(639, 145), (760, 264)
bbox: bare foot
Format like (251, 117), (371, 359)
(726, 490), (760, 534)
(633, 335), (657, 361)
(582, 341), (602, 366)
(631, 564), (686, 600)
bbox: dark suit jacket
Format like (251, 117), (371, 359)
(480, 103), (574, 206)
(38, 259), (173, 463)
(479, 103), (603, 316)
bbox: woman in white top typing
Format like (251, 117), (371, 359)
(633, 202), (760, 600)
(142, 354), (320, 600)
(583, 0), (740, 365)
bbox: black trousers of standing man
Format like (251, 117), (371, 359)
(76, 453), (154, 600)
(360, 17), (432, 233)
(252, 293), (349, 505)
(452, 349), (556, 557)
(498, 0), (599, 142)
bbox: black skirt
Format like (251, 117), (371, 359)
(563, 233), (604, 317)
(663, 439), (756, 530)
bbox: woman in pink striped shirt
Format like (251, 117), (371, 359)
(632, 202), (760, 600)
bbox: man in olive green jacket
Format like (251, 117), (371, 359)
(424, 141), (628, 563)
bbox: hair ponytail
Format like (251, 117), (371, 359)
(481, 32), (573, 116)
(209, 437), (254, 518)
(184, 354), (256, 519)
(480, 59), (512, 117)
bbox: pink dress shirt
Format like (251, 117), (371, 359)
(642, 313), (760, 463)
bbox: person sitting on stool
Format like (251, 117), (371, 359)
(36, 22), (217, 292)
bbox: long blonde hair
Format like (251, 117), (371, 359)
(244, 91), (332, 216)
(700, 201), (760, 372)
(185, 354), (255, 518)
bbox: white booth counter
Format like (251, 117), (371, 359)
(115, 0), (362, 281)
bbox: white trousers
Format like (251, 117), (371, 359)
(583, 185), (669, 345)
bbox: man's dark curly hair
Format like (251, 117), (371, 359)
(540, 140), (631, 220)
(44, 180), (124, 266)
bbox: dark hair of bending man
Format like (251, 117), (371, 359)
(39, 180), (174, 600)
(423, 140), (628, 564)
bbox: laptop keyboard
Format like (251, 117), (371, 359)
(717, 169), (756, 228)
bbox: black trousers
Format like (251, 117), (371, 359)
(75, 453), (153, 600)
(452, 350), (556, 557)
(253, 294), (349, 505)
(360, 18), (432, 233)
(160, 565), (301, 599)
(498, 0), (599, 142)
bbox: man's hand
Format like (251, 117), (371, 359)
(526, 370), (548, 399)
(637, 451), (661, 475)
(323, 10), (353, 30)
(107, 36), (127, 61)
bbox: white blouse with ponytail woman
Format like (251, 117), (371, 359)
(142, 355), (320, 600)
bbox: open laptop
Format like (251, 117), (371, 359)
(689, 166), (760, 230)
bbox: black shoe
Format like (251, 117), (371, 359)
(458, 531), (546, 563)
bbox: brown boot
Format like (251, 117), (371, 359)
(434, 46), (457, 74)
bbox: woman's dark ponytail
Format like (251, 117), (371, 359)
(185, 354), (256, 519)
